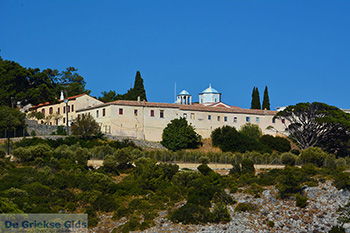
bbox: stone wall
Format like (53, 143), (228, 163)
(26, 119), (68, 136)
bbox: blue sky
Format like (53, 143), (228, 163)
(1, 0), (350, 109)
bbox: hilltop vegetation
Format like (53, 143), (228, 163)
(1, 137), (350, 231)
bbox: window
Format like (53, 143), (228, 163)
(282, 119), (285, 124)
(160, 110), (164, 118)
(150, 110), (155, 117)
(190, 113), (195, 119)
(57, 108), (60, 114)
(134, 109), (138, 116)
(55, 119), (58, 125)
(208, 115), (211, 120)
(49, 107), (53, 114)
(272, 118), (276, 124)
(63, 118), (65, 124)
(102, 108), (106, 117)
(256, 117), (260, 123)
(119, 108), (123, 115)
(41, 109), (45, 115)
(71, 105), (74, 112)
(217, 116), (220, 121)
(233, 117), (237, 123)
(183, 113), (187, 118)
(96, 110), (99, 118)
(246, 117), (251, 122)
(67, 105), (70, 113)
(63, 106), (65, 114)
(224, 116), (227, 122)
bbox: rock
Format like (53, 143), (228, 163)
(343, 223), (350, 233)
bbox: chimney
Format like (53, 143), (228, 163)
(137, 96), (141, 102)
(60, 91), (65, 101)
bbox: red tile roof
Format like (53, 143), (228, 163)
(77, 100), (276, 115)
(30, 93), (87, 109)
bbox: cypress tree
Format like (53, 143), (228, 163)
(262, 86), (270, 110)
(250, 87), (256, 109)
(256, 87), (261, 109)
(250, 87), (261, 109)
(132, 71), (147, 101)
(122, 71), (147, 101)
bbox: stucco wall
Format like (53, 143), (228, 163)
(77, 103), (286, 142)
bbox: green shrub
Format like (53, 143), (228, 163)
(295, 194), (308, 208)
(198, 156), (209, 165)
(244, 183), (264, 197)
(234, 202), (256, 212)
(291, 149), (300, 155)
(169, 203), (212, 224)
(336, 158), (347, 170)
(197, 164), (213, 176)
(91, 145), (115, 159)
(13, 147), (32, 162)
(281, 152), (296, 166)
(93, 194), (117, 212)
(323, 154), (337, 169)
(329, 226), (346, 233)
(161, 118), (201, 151)
(241, 158), (255, 175)
(211, 204), (231, 223)
(0, 197), (23, 213)
(0, 150), (6, 158)
(267, 220), (275, 227)
(211, 126), (265, 153)
(239, 123), (262, 140)
(260, 135), (291, 152)
(333, 173), (350, 190)
(299, 147), (328, 167)
(276, 167), (307, 198)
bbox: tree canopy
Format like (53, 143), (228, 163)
(250, 87), (261, 109)
(99, 71), (147, 102)
(239, 123), (262, 140)
(0, 57), (90, 107)
(262, 86), (270, 110)
(0, 106), (26, 138)
(161, 118), (201, 151)
(71, 114), (101, 138)
(275, 102), (350, 156)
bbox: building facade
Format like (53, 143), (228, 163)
(76, 85), (287, 141)
(30, 93), (103, 126)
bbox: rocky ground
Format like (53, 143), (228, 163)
(90, 180), (350, 233)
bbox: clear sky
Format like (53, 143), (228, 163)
(1, 0), (350, 109)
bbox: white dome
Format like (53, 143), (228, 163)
(179, 90), (190, 95)
(201, 85), (219, 94)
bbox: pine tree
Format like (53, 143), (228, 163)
(250, 87), (261, 109)
(262, 86), (270, 110)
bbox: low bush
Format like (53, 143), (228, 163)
(281, 152), (296, 166)
(234, 202), (256, 212)
(299, 147), (328, 167)
(267, 220), (275, 228)
(295, 193), (308, 208)
(169, 203), (212, 224)
(333, 173), (350, 190)
(260, 135), (291, 152)
(0, 150), (6, 158)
